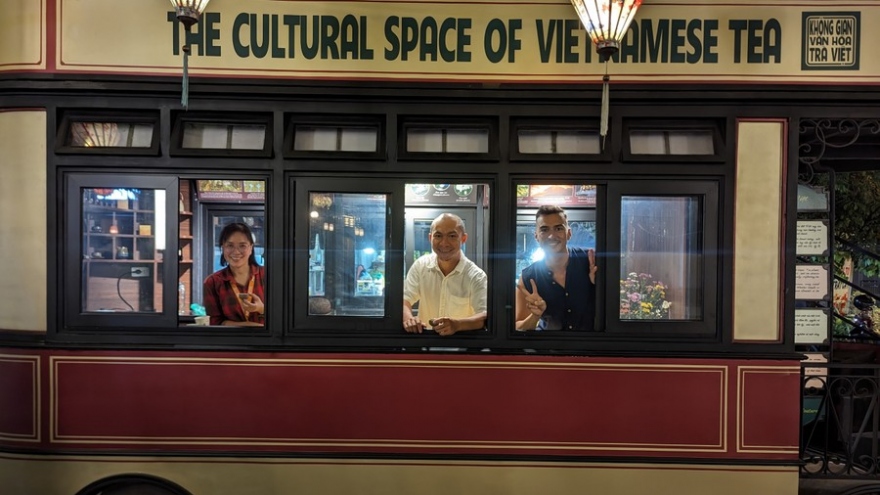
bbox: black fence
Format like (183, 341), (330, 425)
(802, 363), (880, 479)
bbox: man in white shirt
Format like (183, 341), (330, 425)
(403, 213), (487, 336)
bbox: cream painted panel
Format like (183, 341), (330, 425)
(734, 120), (785, 342)
(0, 111), (47, 332)
(0, 0), (45, 70)
(0, 456), (798, 495)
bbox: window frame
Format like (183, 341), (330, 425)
(398, 117), (499, 161)
(170, 112), (273, 158)
(289, 177), (405, 334)
(621, 119), (726, 163)
(509, 118), (610, 162)
(55, 110), (160, 156)
(604, 179), (721, 337)
(283, 114), (386, 160)
(63, 173), (180, 330)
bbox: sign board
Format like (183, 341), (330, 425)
(797, 184), (829, 212)
(796, 220), (829, 256)
(795, 308), (828, 344)
(13, 1), (874, 84)
(802, 352), (828, 390)
(796, 264), (829, 300)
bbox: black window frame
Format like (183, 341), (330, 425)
(63, 173), (180, 330)
(170, 111), (273, 158)
(289, 176), (405, 334)
(398, 116), (499, 161)
(283, 114), (386, 160)
(622, 119), (726, 163)
(509, 117), (610, 162)
(604, 179), (721, 337)
(55, 110), (160, 156)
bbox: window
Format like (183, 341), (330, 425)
(65, 175), (179, 329)
(399, 118), (498, 160)
(622, 120), (724, 163)
(181, 123), (266, 150)
(307, 192), (388, 316)
(513, 183), (599, 332)
(630, 130), (715, 155)
(171, 113), (272, 157)
(295, 126), (377, 152)
(56, 111), (159, 155)
(292, 178), (401, 333)
(284, 115), (385, 159)
(63, 174), (268, 331)
(606, 181), (719, 335)
(517, 129), (600, 154)
(619, 196), (701, 321)
(407, 128), (489, 153)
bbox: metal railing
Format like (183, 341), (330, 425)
(801, 363), (880, 479)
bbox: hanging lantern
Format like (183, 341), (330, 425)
(168, 0), (212, 109)
(569, 0), (643, 144)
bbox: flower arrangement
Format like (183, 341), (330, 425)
(620, 272), (671, 320)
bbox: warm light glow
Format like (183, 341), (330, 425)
(71, 122), (120, 147)
(168, 0), (211, 26)
(569, 0), (642, 59)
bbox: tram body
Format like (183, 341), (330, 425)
(2, 0), (863, 494)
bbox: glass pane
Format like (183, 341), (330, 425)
(295, 127), (338, 151)
(629, 131), (668, 154)
(82, 187), (161, 313)
(182, 123), (229, 149)
(68, 122), (153, 148)
(556, 131), (600, 154)
(668, 131), (714, 154)
(406, 129), (443, 152)
(229, 125), (266, 150)
(340, 127), (378, 152)
(630, 130), (715, 155)
(446, 129), (488, 153)
(309, 192), (387, 316)
(130, 124), (154, 147)
(620, 196), (702, 321)
(518, 130), (600, 154)
(518, 131), (553, 153)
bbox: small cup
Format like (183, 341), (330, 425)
(194, 316), (210, 326)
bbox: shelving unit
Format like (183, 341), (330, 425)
(82, 189), (161, 312)
(178, 182), (194, 315)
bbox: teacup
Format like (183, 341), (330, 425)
(194, 316), (210, 326)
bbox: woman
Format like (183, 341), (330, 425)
(203, 222), (266, 326)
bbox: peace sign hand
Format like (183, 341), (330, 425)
(517, 279), (547, 317)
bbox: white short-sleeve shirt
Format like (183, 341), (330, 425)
(403, 252), (487, 323)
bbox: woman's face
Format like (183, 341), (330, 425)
(222, 231), (253, 269)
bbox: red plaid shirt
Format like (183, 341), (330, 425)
(203, 264), (266, 325)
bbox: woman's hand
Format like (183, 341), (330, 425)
(241, 293), (264, 316)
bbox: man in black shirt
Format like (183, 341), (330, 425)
(515, 205), (597, 331)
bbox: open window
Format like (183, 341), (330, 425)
(62, 173), (268, 332)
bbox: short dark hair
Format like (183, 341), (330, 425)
(535, 204), (568, 224)
(218, 222), (258, 267)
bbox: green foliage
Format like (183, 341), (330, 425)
(817, 172), (880, 278)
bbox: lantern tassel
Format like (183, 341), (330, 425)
(181, 45), (190, 109)
(600, 66), (610, 148)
